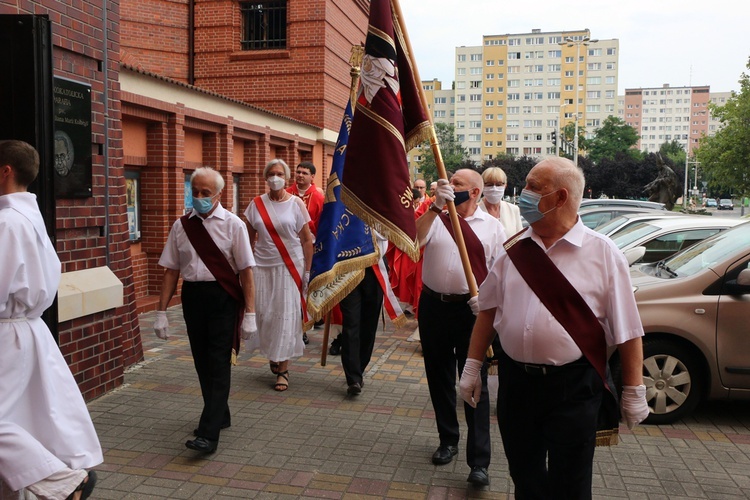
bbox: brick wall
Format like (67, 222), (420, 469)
(120, 0), (369, 131)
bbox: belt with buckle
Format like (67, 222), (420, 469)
(512, 357), (589, 376)
(422, 285), (471, 303)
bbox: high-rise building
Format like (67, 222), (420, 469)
(619, 84), (731, 154)
(454, 29), (619, 163)
(408, 79), (453, 180)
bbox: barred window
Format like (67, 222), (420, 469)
(241, 1), (287, 50)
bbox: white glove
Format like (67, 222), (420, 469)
(434, 179), (455, 208)
(468, 295), (479, 315)
(302, 271), (310, 298)
(620, 384), (649, 430)
(241, 312), (257, 341)
(154, 311), (169, 340)
(459, 358), (483, 408)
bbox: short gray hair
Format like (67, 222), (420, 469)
(264, 158), (290, 179)
(536, 156), (584, 207)
(190, 166), (224, 192)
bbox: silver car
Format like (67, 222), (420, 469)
(615, 223), (750, 424)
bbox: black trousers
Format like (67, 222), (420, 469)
(340, 267), (383, 386)
(497, 350), (602, 500)
(418, 291), (491, 468)
(181, 281), (238, 441)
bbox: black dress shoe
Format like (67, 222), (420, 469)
(302, 332), (310, 345)
(347, 382), (362, 396)
(193, 422), (230, 436)
(431, 445), (458, 465)
(467, 466), (490, 487)
(329, 335), (342, 355)
(185, 437), (218, 453)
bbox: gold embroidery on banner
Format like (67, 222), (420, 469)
(399, 186), (413, 208)
(325, 173), (341, 203)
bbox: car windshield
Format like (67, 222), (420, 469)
(664, 223), (750, 277)
(593, 215), (629, 234)
(610, 221), (661, 249)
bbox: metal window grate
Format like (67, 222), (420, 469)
(240, 1), (287, 50)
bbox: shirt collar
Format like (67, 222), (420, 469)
(189, 202), (227, 220)
(525, 216), (585, 249)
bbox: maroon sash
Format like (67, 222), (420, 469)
(437, 212), (488, 286)
(180, 214), (244, 364)
(504, 231), (620, 446)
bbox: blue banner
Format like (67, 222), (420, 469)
(307, 101), (379, 320)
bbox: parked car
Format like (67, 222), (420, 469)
(610, 222), (750, 424)
(704, 198), (718, 208)
(610, 217), (745, 265)
(592, 210), (681, 237)
(718, 199), (734, 210)
(579, 206), (671, 230)
(579, 198), (667, 211)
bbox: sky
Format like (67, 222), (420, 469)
(398, 0), (749, 95)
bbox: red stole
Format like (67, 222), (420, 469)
(253, 196), (309, 324)
(437, 212), (488, 286)
(180, 213), (244, 364)
(504, 231), (620, 446)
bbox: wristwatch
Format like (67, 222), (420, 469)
(429, 202), (442, 214)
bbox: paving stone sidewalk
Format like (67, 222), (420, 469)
(85, 307), (750, 499)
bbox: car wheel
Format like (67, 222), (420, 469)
(641, 338), (704, 425)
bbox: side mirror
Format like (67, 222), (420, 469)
(724, 269), (750, 295)
(623, 246), (646, 266)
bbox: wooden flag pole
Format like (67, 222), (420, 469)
(390, 0), (478, 297)
(320, 312), (332, 366)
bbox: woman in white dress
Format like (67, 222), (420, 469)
(478, 167), (523, 235)
(244, 159), (313, 391)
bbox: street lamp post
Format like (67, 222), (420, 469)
(560, 36), (598, 166)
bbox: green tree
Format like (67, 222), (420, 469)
(585, 116), (641, 164)
(694, 57), (750, 208)
(559, 122), (587, 159)
(659, 140), (687, 168)
(416, 122), (470, 182)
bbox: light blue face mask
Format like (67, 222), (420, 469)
(192, 195), (216, 214)
(518, 188), (558, 224)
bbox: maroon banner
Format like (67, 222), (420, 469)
(341, 0), (430, 263)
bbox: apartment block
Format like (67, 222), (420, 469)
(619, 84), (728, 155)
(454, 28), (619, 163)
(408, 79), (454, 179)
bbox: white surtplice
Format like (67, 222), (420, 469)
(0, 193), (102, 492)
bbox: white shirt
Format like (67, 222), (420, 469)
(478, 199), (523, 236)
(244, 195), (310, 267)
(422, 207), (506, 294)
(159, 203), (255, 281)
(479, 219), (644, 365)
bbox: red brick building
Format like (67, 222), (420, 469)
(0, 0), (370, 400)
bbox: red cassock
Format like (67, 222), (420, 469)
(386, 200), (429, 317)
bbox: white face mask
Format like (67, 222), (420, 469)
(267, 175), (286, 191)
(483, 186), (505, 205)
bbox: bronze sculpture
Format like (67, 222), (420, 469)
(644, 155), (680, 211)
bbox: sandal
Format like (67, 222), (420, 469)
(274, 370), (289, 392)
(269, 361), (280, 375)
(66, 470), (97, 500)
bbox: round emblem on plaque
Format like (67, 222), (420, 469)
(54, 130), (74, 177)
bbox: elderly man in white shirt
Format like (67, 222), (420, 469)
(155, 167), (256, 454)
(460, 156), (648, 499)
(416, 168), (506, 488)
